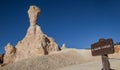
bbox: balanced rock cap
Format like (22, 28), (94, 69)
(28, 5), (41, 26)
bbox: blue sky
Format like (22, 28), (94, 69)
(0, 0), (120, 53)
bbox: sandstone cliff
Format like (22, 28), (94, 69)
(114, 45), (120, 53)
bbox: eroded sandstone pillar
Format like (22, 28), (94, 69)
(28, 5), (40, 26)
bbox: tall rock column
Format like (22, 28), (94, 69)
(28, 5), (40, 26)
(26, 5), (43, 38)
(15, 5), (60, 62)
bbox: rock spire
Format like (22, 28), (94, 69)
(3, 5), (60, 64)
(28, 5), (40, 26)
(61, 43), (67, 49)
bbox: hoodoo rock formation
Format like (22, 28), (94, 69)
(2, 5), (60, 64)
(61, 43), (67, 49)
(4, 43), (16, 64)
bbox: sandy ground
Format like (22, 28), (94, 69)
(58, 58), (120, 70)
(0, 48), (119, 70)
(58, 49), (120, 70)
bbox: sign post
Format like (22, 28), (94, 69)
(91, 39), (114, 70)
(101, 54), (110, 70)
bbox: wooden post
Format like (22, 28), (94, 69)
(101, 54), (110, 70)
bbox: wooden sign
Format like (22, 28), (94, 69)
(91, 39), (114, 56)
(91, 38), (115, 70)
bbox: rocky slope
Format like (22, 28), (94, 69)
(0, 49), (100, 70)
